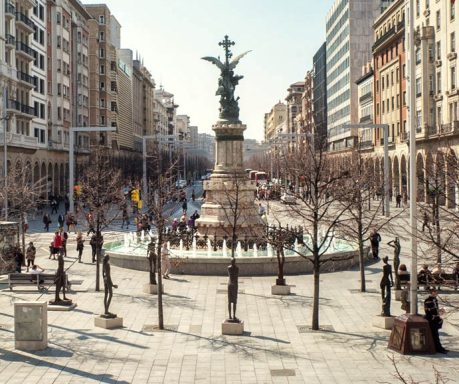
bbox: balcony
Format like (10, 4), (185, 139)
(8, 99), (35, 118)
(16, 71), (36, 88)
(0, 132), (38, 149)
(15, 41), (36, 61)
(359, 114), (373, 124)
(5, 1), (15, 18)
(448, 52), (457, 61)
(359, 91), (373, 104)
(5, 34), (15, 49)
(372, 26), (396, 52)
(15, 11), (35, 33)
(359, 140), (374, 149)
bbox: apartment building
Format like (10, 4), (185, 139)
(326, 0), (387, 151)
(355, 62), (374, 150)
(285, 81), (304, 137)
(263, 102), (286, 141)
(133, 57), (155, 139)
(299, 70), (314, 137)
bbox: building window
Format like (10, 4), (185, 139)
(100, 81), (105, 91)
(451, 0), (456, 21)
(436, 10), (441, 30)
(429, 75), (434, 94)
(100, 64), (105, 74)
(416, 77), (422, 97)
(396, 68), (400, 82)
(99, 32), (104, 41)
(416, 48), (421, 64)
(436, 71), (441, 93)
(416, 0), (420, 17)
(436, 41), (441, 60)
(99, 48), (105, 58)
(452, 66), (456, 89)
(99, 15), (105, 24)
(451, 32), (456, 53)
(100, 98), (105, 108)
(416, 110), (422, 132)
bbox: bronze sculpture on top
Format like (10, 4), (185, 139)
(227, 257), (240, 322)
(49, 253), (72, 306)
(102, 254), (118, 318)
(197, 36), (263, 240)
(202, 35), (250, 122)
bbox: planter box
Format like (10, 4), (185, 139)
(271, 284), (291, 295)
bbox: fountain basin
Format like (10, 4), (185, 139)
(105, 244), (371, 276)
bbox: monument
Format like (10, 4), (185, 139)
(49, 253), (75, 310)
(373, 256), (394, 330)
(197, 35), (264, 239)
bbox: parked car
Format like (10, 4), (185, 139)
(175, 179), (187, 189)
(280, 192), (297, 205)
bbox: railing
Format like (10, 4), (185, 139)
(373, 26), (396, 51)
(8, 99), (35, 116)
(15, 11), (35, 30)
(0, 132), (38, 148)
(17, 71), (36, 86)
(359, 91), (373, 104)
(5, 34), (15, 46)
(359, 114), (373, 124)
(360, 140), (374, 149)
(15, 41), (36, 58)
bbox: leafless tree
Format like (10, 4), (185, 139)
(271, 137), (352, 330)
(145, 142), (179, 330)
(79, 147), (123, 291)
(338, 148), (405, 292)
(0, 157), (46, 255)
(386, 354), (450, 384)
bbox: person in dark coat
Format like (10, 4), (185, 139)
(424, 288), (447, 354)
(370, 229), (382, 259)
(43, 213), (51, 232)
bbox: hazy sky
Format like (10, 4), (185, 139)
(81, 0), (335, 141)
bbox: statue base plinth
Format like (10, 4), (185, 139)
(49, 299), (73, 306)
(373, 315), (394, 330)
(388, 314), (436, 354)
(271, 284), (291, 295)
(47, 303), (77, 311)
(143, 283), (163, 294)
(222, 320), (244, 335)
(94, 315), (123, 329)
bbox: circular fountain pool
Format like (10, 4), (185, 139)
(105, 231), (368, 276)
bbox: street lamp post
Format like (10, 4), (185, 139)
(343, 123), (390, 218)
(69, 126), (116, 213)
(1, 86), (10, 220)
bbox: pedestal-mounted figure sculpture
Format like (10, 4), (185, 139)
(202, 35), (250, 122)
(102, 254), (118, 318)
(50, 253), (72, 305)
(227, 257), (240, 322)
(380, 256), (394, 316)
(388, 237), (401, 289)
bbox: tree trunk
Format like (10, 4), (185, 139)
(435, 195), (441, 264)
(312, 254), (320, 331)
(358, 238), (366, 293)
(95, 243), (101, 291)
(20, 216), (26, 262)
(157, 232), (164, 330)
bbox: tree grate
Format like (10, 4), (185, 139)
(296, 324), (334, 333)
(270, 369), (296, 377)
(142, 324), (178, 332)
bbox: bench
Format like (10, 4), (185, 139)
(399, 273), (458, 290)
(8, 273), (71, 291)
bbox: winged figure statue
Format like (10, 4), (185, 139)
(202, 36), (251, 122)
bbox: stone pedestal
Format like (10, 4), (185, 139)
(388, 314), (435, 355)
(271, 284), (291, 295)
(143, 283), (163, 294)
(373, 315), (395, 330)
(14, 301), (47, 351)
(94, 315), (123, 329)
(48, 303), (77, 311)
(196, 121), (264, 239)
(222, 320), (244, 335)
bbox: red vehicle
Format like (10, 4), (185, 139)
(255, 172), (268, 184)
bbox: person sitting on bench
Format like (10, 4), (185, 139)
(30, 264), (46, 288)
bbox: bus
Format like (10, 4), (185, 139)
(249, 170), (258, 181)
(255, 172), (268, 184)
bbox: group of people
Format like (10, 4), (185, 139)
(171, 210), (200, 233)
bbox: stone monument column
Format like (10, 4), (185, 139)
(197, 36), (264, 239)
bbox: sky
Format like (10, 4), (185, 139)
(81, 0), (335, 141)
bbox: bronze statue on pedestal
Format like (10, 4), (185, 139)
(102, 254), (118, 318)
(227, 257), (240, 322)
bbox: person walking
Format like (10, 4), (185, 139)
(396, 193), (402, 208)
(51, 231), (62, 260)
(424, 288), (447, 354)
(161, 242), (171, 279)
(43, 213), (51, 232)
(51, 197), (58, 214)
(121, 207), (130, 229)
(58, 213), (65, 229)
(76, 232), (85, 263)
(370, 229), (382, 259)
(61, 228), (68, 257)
(90, 234), (97, 263)
(182, 198), (188, 215)
(14, 245), (23, 273)
(25, 242), (36, 272)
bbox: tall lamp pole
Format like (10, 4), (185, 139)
(1, 86), (9, 220)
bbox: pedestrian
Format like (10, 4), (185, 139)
(76, 231), (85, 263)
(30, 264), (45, 288)
(258, 203), (266, 217)
(121, 207), (130, 229)
(172, 218), (178, 232)
(370, 228), (382, 259)
(90, 234), (97, 263)
(22, 212), (29, 234)
(43, 213), (51, 232)
(182, 198), (188, 214)
(58, 212), (65, 228)
(64, 194), (70, 214)
(51, 197), (58, 214)
(14, 245), (23, 273)
(422, 210), (430, 232)
(424, 288), (447, 354)
(25, 241), (36, 272)
(191, 189), (196, 202)
(396, 193), (402, 208)
(51, 231), (62, 260)
(61, 228), (68, 257)
(161, 242), (171, 279)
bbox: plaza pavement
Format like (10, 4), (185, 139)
(0, 197), (458, 383)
